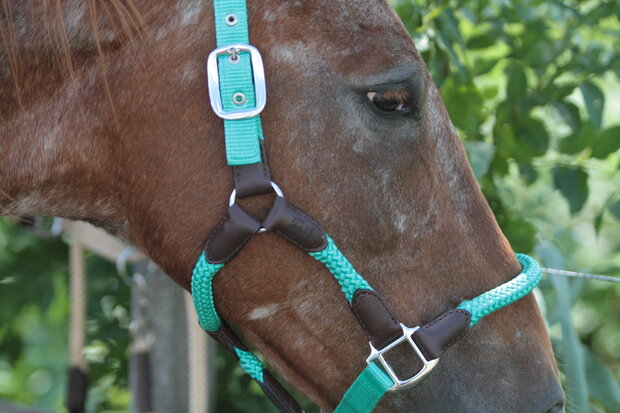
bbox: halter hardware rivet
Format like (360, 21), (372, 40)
(233, 92), (246, 105)
(228, 47), (240, 64)
(225, 13), (238, 26)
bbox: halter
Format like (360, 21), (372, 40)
(191, 1), (542, 411)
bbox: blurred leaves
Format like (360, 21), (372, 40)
(580, 81), (606, 130)
(552, 166), (589, 215)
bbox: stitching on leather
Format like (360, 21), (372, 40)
(418, 310), (470, 355)
(352, 292), (376, 343)
(205, 213), (230, 263)
(262, 377), (294, 412)
(352, 290), (399, 346)
(221, 233), (254, 263)
(259, 144), (270, 181)
(205, 210), (256, 264)
(442, 310), (471, 351)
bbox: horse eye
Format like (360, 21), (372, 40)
(366, 89), (414, 115)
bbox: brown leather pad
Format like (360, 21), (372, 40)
(204, 204), (262, 264)
(232, 161), (273, 198)
(351, 289), (403, 351)
(262, 197), (327, 252)
(413, 309), (471, 360)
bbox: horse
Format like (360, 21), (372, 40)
(0, 1), (565, 411)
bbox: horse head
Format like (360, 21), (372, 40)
(0, 1), (563, 411)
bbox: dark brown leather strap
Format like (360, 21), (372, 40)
(204, 204), (262, 264)
(208, 321), (249, 353)
(263, 197), (327, 252)
(351, 289), (403, 350)
(259, 371), (304, 413)
(413, 309), (471, 360)
(232, 142), (273, 198)
(209, 323), (303, 413)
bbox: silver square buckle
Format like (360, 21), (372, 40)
(366, 323), (439, 392)
(207, 44), (267, 120)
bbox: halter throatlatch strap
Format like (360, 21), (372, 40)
(197, 0), (544, 411)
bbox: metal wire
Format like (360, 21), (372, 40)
(542, 267), (620, 283)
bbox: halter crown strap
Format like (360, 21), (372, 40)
(210, 0), (262, 165)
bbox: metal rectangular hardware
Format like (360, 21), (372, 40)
(207, 44), (267, 120)
(366, 323), (440, 392)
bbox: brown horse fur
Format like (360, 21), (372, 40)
(1, 1), (564, 411)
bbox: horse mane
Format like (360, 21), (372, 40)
(0, 0), (145, 105)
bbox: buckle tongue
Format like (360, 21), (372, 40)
(207, 44), (267, 120)
(366, 323), (439, 392)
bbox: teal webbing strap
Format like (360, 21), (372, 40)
(213, 0), (262, 165)
(334, 363), (394, 413)
(457, 253), (542, 326)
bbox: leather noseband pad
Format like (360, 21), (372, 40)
(262, 197), (327, 252)
(412, 309), (471, 360)
(351, 289), (403, 350)
(259, 371), (304, 413)
(204, 204), (261, 264)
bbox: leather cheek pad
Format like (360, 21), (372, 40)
(204, 204), (262, 264)
(262, 197), (327, 252)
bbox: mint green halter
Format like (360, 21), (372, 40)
(191, 1), (543, 412)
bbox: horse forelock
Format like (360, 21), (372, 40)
(0, 0), (145, 102)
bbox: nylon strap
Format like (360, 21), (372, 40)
(333, 363), (393, 413)
(214, 0), (263, 165)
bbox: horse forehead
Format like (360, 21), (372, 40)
(262, 0), (410, 44)
(260, 0), (417, 80)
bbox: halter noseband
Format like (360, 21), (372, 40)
(191, 1), (542, 412)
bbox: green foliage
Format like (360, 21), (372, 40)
(0, 221), (131, 412)
(395, 0), (620, 411)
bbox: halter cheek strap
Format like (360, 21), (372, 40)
(192, 1), (543, 412)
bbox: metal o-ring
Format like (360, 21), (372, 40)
(225, 14), (238, 26)
(229, 182), (284, 207)
(232, 92), (246, 105)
